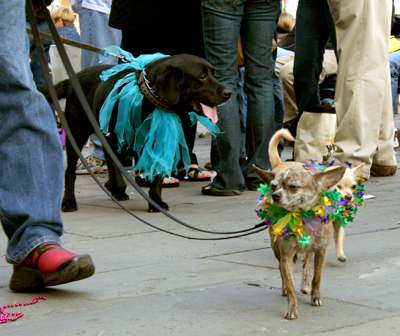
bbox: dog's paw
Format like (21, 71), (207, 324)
(61, 200), (78, 212)
(311, 296), (323, 306)
(113, 192), (129, 201)
(300, 283), (311, 295)
(284, 307), (298, 320)
(148, 202), (169, 213)
(337, 254), (347, 262)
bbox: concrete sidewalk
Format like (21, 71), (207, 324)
(1, 122), (400, 335)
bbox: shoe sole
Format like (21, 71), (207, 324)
(9, 254), (95, 291)
(201, 186), (242, 196)
(370, 165), (397, 177)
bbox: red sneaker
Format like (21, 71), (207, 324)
(9, 242), (95, 291)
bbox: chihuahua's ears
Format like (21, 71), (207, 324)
(351, 162), (365, 177)
(253, 164), (275, 185)
(314, 165), (346, 192)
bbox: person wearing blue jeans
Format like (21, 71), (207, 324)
(290, 0), (336, 138)
(390, 48), (400, 118)
(26, 0), (55, 117)
(389, 47), (400, 148)
(201, 0), (281, 195)
(0, 0), (94, 291)
(71, 0), (122, 174)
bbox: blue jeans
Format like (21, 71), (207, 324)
(77, 0), (122, 159)
(26, 20), (52, 87)
(0, 0), (63, 264)
(389, 49), (400, 118)
(202, 0), (280, 191)
(291, 0), (336, 136)
(237, 67), (247, 159)
(77, 0), (122, 70)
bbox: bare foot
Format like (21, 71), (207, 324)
(163, 176), (179, 185)
(178, 165), (212, 181)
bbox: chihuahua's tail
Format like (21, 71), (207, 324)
(269, 128), (296, 169)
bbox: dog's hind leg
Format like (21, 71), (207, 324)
(300, 252), (313, 294)
(148, 175), (169, 212)
(333, 221), (347, 262)
(62, 131), (89, 212)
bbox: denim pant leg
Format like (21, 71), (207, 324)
(26, 20), (53, 87)
(389, 50), (400, 118)
(90, 133), (105, 160)
(273, 70), (285, 154)
(202, 0), (246, 191)
(291, 0), (335, 137)
(77, 0), (122, 69)
(241, 0), (281, 185)
(237, 67), (247, 159)
(0, 0), (63, 264)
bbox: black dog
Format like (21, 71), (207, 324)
(50, 54), (231, 212)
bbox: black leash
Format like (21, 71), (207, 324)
(27, 0), (267, 240)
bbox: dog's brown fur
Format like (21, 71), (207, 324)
(253, 129), (346, 320)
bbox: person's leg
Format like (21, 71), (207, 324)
(237, 66), (248, 162)
(26, 20), (53, 87)
(201, 0), (245, 193)
(176, 114), (212, 180)
(0, 0), (94, 290)
(77, 0), (122, 69)
(328, 0), (396, 177)
(389, 50), (400, 118)
(291, 0), (334, 137)
(279, 60), (298, 124)
(273, 69), (285, 154)
(90, 133), (106, 160)
(0, 1), (63, 264)
(241, 0), (281, 189)
(26, 20), (55, 116)
(76, 0), (122, 169)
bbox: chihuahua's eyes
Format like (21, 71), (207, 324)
(288, 185), (300, 191)
(270, 182), (278, 190)
(351, 184), (357, 190)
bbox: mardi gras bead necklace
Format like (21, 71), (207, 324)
(0, 296), (47, 324)
(255, 160), (365, 247)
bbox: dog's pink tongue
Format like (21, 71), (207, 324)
(200, 103), (218, 123)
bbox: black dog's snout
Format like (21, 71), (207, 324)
(222, 89), (232, 99)
(272, 191), (281, 202)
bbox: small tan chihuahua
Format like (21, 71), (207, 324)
(333, 162), (364, 262)
(253, 129), (346, 320)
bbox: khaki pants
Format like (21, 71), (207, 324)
(277, 50), (337, 123)
(328, 0), (396, 178)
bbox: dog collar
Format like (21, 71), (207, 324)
(255, 161), (365, 247)
(138, 69), (175, 113)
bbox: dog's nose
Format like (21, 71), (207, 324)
(344, 194), (353, 201)
(222, 89), (232, 99)
(272, 191), (281, 202)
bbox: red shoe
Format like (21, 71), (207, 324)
(9, 242), (95, 291)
